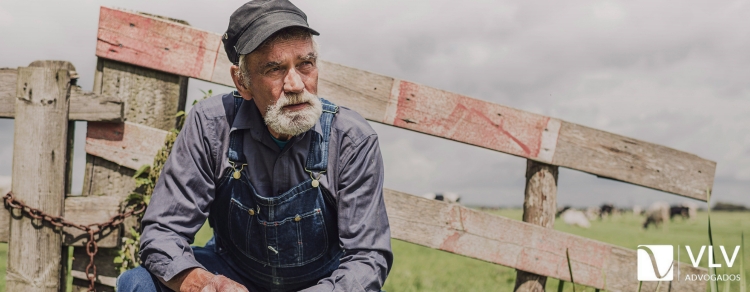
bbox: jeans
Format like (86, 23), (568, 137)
(116, 239), (261, 292)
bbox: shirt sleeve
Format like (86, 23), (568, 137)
(301, 134), (393, 292)
(138, 104), (216, 282)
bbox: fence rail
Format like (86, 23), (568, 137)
(94, 6), (715, 201)
(0, 6), (718, 292)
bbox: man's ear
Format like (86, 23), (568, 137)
(230, 65), (253, 101)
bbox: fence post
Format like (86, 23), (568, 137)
(7, 60), (74, 291)
(70, 58), (188, 290)
(514, 160), (559, 292)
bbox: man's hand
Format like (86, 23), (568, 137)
(199, 275), (249, 292)
(161, 268), (249, 292)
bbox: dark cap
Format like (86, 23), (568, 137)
(223, 0), (319, 64)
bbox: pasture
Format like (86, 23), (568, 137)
(0, 209), (746, 291)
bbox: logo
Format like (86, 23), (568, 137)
(637, 245), (674, 281)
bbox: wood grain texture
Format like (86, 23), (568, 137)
(384, 189), (706, 291)
(7, 62), (71, 291)
(0, 68), (17, 117)
(96, 7), (223, 83)
(514, 161), (559, 292)
(1, 68), (124, 122)
(85, 121), (169, 170)
(76, 56), (187, 287)
(92, 7), (715, 201)
(552, 122), (715, 201)
(68, 86), (124, 122)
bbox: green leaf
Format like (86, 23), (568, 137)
(125, 193), (145, 205)
(133, 164), (151, 178)
(708, 188), (719, 292)
(175, 111), (185, 118)
(129, 226), (139, 237)
(566, 248), (576, 292)
(135, 177), (153, 188)
(741, 232), (746, 292)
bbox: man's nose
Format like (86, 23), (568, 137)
(283, 68), (304, 93)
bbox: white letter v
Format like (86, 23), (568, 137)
(686, 246), (705, 267)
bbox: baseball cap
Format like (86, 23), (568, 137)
(223, 0), (320, 64)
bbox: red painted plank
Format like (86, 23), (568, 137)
(85, 121), (168, 170)
(96, 7), (222, 81)
(92, 7), (715, 201)
(391, 80), (553, 159)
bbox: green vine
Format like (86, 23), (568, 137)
(115, 90), (213, 273)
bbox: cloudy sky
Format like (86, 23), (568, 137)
(0, 0), (748, 208)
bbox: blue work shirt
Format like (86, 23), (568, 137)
(139, 92), (393, 291)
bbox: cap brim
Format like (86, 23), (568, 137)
(235, 12), (319, 56)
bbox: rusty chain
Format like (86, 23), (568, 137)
(3, 191), (146, 292)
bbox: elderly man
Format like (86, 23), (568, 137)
(116, 1), (393, 291)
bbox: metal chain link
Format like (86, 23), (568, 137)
(3, 191), (145, 291)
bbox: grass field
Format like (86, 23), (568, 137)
(0, 209), (747, 291)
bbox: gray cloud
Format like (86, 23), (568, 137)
(0, 0), (747, 207)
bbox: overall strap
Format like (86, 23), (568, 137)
(305, 98), (338, 173)
(227, 91), (246, 163)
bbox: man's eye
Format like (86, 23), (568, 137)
(298, 62), (314, 70)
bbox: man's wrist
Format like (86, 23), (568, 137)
(161, 267), (214, 292)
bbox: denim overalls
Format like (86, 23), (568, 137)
(209, 94), (343, 291)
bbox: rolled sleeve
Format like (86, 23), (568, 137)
(304, 134), (393, 291)
(139, 103), (216, 282)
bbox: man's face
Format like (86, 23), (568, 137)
(233, 37), (321, 138)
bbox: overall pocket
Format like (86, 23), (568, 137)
(228, 198), (268, 264)
(268, 208), (328, 267)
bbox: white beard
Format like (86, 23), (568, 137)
(264, 90), (323, 137)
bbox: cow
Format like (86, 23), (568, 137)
(671, 202), (698, 221)
(422, 192), (461, 204)
(558, 208), (591, 228)
(585, 206), (600, 220)
(599, 204), (614, 220)
(643, 201), (670, 229)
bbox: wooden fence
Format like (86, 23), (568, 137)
(0, 6), (715, 291)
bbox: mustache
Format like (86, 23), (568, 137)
(277, 91), (315, 107)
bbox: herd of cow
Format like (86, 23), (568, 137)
(555, 201), (699, 229)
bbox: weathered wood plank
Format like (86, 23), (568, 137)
(94, 7), (715, 200)
(0, 188), (707, 290)
(62, 196), (123, 247)
(67, 86), (124, 122)
(96, 7), (222, 83)
(76, 53), (187, 286)
(7, 61), (72, 291)
(85, 121), (168, 170)
(70, 246), (119, 291)
(384, 189), (706, 292)
(1, 68), (124, 122)
(0, 68), (16, 117)
(552, 122), (716, 201)
(514, 161), (558, 291)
